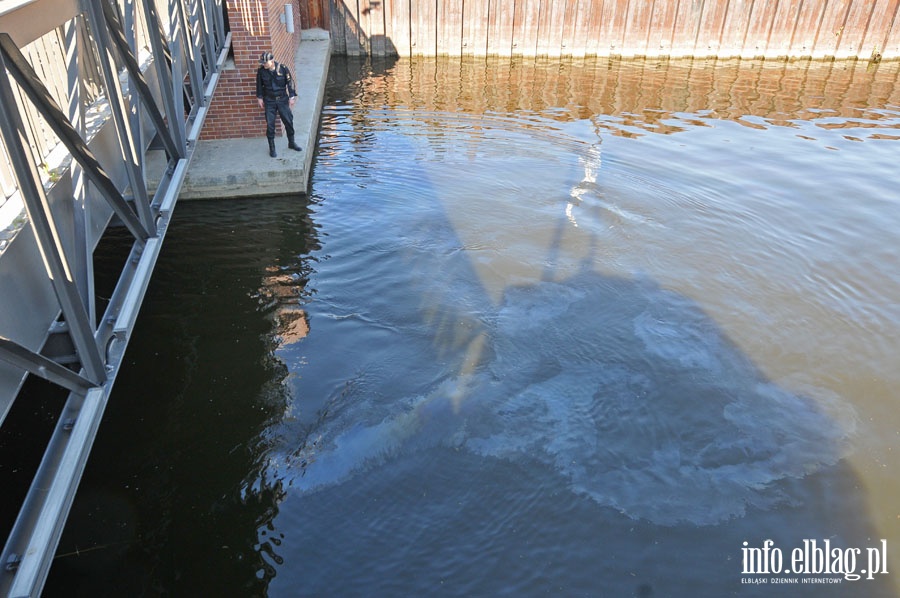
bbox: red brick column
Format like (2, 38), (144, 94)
(201, 0), (303, 140)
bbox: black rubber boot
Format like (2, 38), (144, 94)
(268, 138), (277, 158)
(287, 137), (302, 152)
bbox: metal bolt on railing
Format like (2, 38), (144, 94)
(5, 554), (21, 571)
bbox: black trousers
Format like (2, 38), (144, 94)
(264, 97), (295, 140)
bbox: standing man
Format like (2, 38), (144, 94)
(256, 51), (302, 158)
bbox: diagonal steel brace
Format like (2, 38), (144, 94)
(99, 0), (183, 160)
(0, 337), (97, 394)
(0, 33), (151, 244)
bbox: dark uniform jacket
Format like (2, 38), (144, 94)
(256, 62), (296, 101)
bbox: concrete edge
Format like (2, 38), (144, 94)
(149, 31), (331, 200)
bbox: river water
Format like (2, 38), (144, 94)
(43, 56), (900, 596)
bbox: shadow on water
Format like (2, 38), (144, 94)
(263, 272), (887, 596)
(41, 198), (321, 596)
(253, 57), (896, 596)
(37, 54), (900, 596)
(275, 265), (857, 521)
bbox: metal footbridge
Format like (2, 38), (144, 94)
(0, 0), (228, 594)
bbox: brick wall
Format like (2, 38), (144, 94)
(201, 0), (303, 140)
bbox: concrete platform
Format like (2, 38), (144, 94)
(155, 29), (331, 199)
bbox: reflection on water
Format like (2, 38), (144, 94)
(351, 56), (900, 140)
(47, 55), (900, 596)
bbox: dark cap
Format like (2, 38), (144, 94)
(259, 51), (274, 64)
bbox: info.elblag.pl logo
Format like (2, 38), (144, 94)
(741, 539), (889, 584)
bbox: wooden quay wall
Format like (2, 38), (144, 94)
(300, 0), (900, 60)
